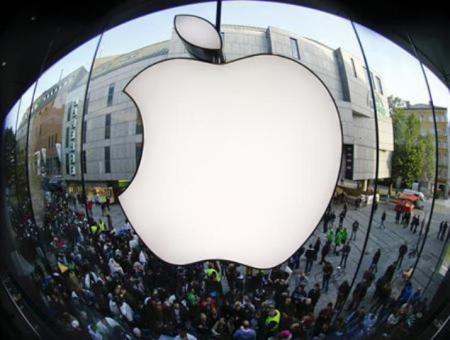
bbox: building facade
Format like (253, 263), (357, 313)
(59, 25), (393, 199)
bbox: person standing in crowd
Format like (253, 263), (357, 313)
(264, 307), (281, 338)
(395, 205), (402, 224)
(402, 211), (411, 229)
(86, 199), (93, 217)
(340, 241), (351, 269)
(369, 249), (381, 273)
(323, 210), (330, 234)
(304, 244), (315, 274)
(233, 320), (256, 340)
(313, 237), (321, 262)
(334, 227), (342, 255)
(319, 239), (332, 265)
(351, 220), (359, 241)
(339, 209), (346, 227)
(341, 227), (348, 245)
(379, 211), (387, 229)
(347, 280), (368, 312)
(383, 262), (397, 283)
(308, 283), (321, 311)
(438, 220), (448, 240)
(175, 328), (198, 340)
(322, 261), (333, 293)
(410, 215), (420, 233)
(335, 280), (350, 310)
(327, 227), (334, 247)
(396, 243), (408, 269)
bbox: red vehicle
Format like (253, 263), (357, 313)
(395, 194), (419, 213)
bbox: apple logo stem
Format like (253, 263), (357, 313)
(174, 15), (224, 64)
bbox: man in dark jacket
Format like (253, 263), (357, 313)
(339, 242), (351, 268)
(320, 239), (332, 264)
(379, 211), (387, 229)
(322, 261), (333, 293)
(439, 221), (448, 240)
(304, 245), (315, 274)
(397, 243), (408, 269)
(369, 249), (381, 273)
(347, 281), (367, 311)
(307, 283), (321, 310)
(335, 280), (350, 310)
(351, 220), (359, 240)
(313, 237), (321, 260)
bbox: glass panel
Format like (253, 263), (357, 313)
(221, 0), (378, 334)
(81, 2), (218, 337)
(1, 100), (22, 272)
(24, 36), (100, 332)
(12, 84), (37, 269)
(419, 67), (450, 301)
(350, 23), (435, 335)
(83, 3), (216, 218)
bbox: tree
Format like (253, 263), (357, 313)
(390, 104), (435, 189)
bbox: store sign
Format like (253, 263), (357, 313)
(119, 15), (342, 268)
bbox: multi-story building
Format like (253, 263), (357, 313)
(61, 25), (393, 200)
(404, 103), (448, 196)
(28, 67), (88, 178)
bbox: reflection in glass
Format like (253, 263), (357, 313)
(348, 23), (436, 337)
(0, 1), (448, 339)
(417, 67), (450, 301)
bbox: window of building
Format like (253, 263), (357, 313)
(82, 150), (86, 174)
(105, 114), (111, 139)
(376, 76), (383, 94)
(136, 142), (143, 163)
(107, 84), (115, 107)
(65, 127), (70, 148)
(351, 58), (357, 78)
(67, 102), (72, 122)
(105, 146), (111, 173)
(136, 116), (143, 135)
(65, 153), (70, 175)
(290, 38), (300, 59)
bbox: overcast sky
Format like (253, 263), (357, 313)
(6, 0), (448, 127)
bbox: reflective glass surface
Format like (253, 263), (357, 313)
(0, 1), (449, 339)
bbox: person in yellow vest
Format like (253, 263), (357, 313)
(206, 266), (221, 283)
(98, 219), (107, 233)
(265, 307), (281, 337)
(206, 264), (222, 296)
(90, 221), (99, 235)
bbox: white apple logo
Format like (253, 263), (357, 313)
(119, 15), (342, 268)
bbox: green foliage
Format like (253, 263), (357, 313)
(391, 105), (435, 188)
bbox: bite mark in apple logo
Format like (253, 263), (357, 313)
(119, 15), (343, 269)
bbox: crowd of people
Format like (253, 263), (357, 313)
(5, 189), (433, 340)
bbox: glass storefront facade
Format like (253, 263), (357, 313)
(1, 1), (449, 339)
